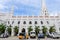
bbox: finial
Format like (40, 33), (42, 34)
(41, 0), (49, 16)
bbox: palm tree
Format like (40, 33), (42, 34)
(7, 25), (12, 36)
(42, 26), (48, 36)
(35, 26), (40, 36)
(28, 26), (33, 35)
(0, 24), (6, 35)
(49, 26), (56, 34)
(14, 26), (18, 36)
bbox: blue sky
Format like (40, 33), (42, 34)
(0, 0), (60, 16)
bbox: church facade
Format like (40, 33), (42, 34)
(0, 0), (60, 36)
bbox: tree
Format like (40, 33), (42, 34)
(7, 26), (12, 35)
(49, 26), (56, 34)
(14, 26), (18, 36)
(28, 26), (33, 35)
(35, 26), (40, 36)
(42, 26), (48, 36)
(0, 24), (6, 35)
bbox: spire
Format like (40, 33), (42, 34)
(10, 6), (14, 15)
(41, 0), (49, 16)
(42, 0), (46, 9)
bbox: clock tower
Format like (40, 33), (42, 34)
(41, 0), (49, 16)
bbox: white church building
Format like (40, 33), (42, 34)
(0, 0), (60, 36)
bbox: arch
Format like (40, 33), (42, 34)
(29, 21), (32, 24)
(23, 21), (26, 24)
(12, 21), (14, 24)
(41, 21), (43, 24)
(47, 21), (49, 24)
(8, 21), (10, 24)
(35, 21), (37, 24)
(21, 28), (26, 36)
(21, 28), (26, 32)
(18, 21), (20, 24)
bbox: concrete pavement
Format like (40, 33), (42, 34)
(0, 36), (60, 40)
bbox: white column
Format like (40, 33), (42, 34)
(11, 24), (14, 36)
(26, 16), (29, 33)
(19, 25), (23, 34)
(19, 22), (22, 33)
(32, 16), (35, 31)
(19, 16), (23, 33)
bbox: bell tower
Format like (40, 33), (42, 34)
(41, 0), (49, 16)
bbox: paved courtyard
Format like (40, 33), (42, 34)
(0, 36), (60, 40)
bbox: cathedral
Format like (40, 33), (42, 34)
(0, 0), (60, 36)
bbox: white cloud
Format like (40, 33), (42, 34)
(0, 4), (8, 9)
(14, 5), (19, 9)
(55, 0), (60, 2)
(0, 0), (60, 16)
(0, 0), (11, 3)
(49, 11), (58, 16)
(15, 0), (40, 8)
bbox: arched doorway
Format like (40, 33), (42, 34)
(22, 28), (26, 33)
(21, 28), (26, 36)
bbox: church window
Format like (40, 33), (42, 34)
(18, 21), (20, 24)
(29, 21), (32, 24)
(35, 21), (37, 24)
(12, 21), (14, 24)
(47, 21), (49, 24)
(41, 21), (43, 24)
(23, 21), (26, 24)
(8, 21), (10, 24)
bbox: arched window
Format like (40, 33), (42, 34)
(12, 21), (14, 24)
(29, 21), (32, 24)
(8, 21), (10, 24)
(18, 21), (20, 24)
(35, 21), (37, 24)
(41, 21), (43, 24)
(22, 28), (26, 32)
(23, 21), (26, 24)
(47, 21), (49, 24)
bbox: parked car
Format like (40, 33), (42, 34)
(0, 33), (9, 38)
(25, 33), (29, 39)
(18, 32), (29, 39)
(38, 33), (45, 38)
(47, 33), (53, 38)
(18, 33), (24, 39)
(30, 31), (36, 38)
(47, 32), (60, 39)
